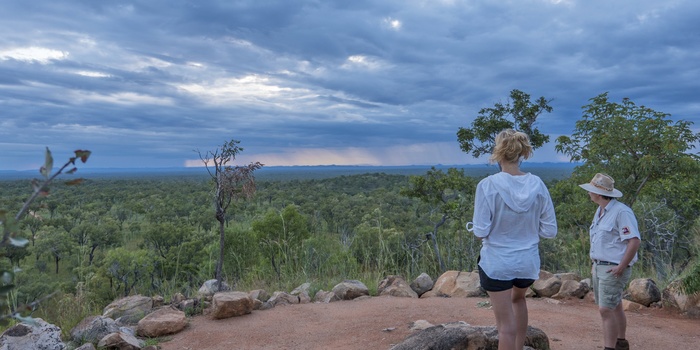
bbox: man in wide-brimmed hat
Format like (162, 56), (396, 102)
(579, 173), (641, 350)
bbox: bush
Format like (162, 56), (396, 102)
(680, 261), (700, 295)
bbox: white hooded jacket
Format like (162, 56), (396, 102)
(470, 172), (557, 280)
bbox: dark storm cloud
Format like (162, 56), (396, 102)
(1, 0), (698, 169)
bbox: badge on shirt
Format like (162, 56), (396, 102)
(622, 226), (631, 235)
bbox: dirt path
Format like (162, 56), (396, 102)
(159, 296), (699, 350)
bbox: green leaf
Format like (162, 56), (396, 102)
(74, 150), (91, 163)
(41, 147), (54, 178)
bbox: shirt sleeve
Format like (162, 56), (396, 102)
(471, 181), (492, 238)
(538, 185), (557, 239)
(617, 208), (641, 241)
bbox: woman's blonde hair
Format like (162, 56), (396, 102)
(489, 129), (533, 164)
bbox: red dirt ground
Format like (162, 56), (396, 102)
(159, 296), (699, 350)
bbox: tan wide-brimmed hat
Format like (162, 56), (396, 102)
(578, 173), (623, 198)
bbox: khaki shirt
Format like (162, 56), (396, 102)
(589, 199), (641, 265)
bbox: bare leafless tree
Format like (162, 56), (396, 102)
(638, 199), (685, 281)
(199, 140), (263, 290)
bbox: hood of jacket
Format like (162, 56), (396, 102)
(484, 172), (542, 213)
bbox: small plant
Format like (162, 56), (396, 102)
(184, 303), (204, 317)
(680, 260), (700, 295)
(0, 147), (91, 326)
(476, 300), (492, 309)
(143, 336), (169, 347)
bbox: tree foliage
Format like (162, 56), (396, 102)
(457, 89), (552, 158)
(0, 148), (90, 325)
(401, 167), (476, 272)
(553, 93), (700, 285)
(253, 205), (310, 282)
(555, 92), (700, 206)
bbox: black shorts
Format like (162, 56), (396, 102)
(478, 264), (535, 292)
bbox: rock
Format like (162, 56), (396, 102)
(313, 290), (339, 303)
(410, 273), (434, 297)
(211, 291), (254, 319)
(291, 283), (312, 304)
(152, 295), (165, 308)
(171, 292), (186, 304)
(555, 272), (582, 281)
(249, 289), (270, 302)
(119, 326), (137, 336)
(0, 318), (65, 350)
(198, 279), (231, 298)
(378, 275), (418, 298)
(427, 270), (484, 298)
(409, 320), (437, 331)
(97, 331), (144, 350)
(622, 299), (645, 311)
(552, 280), (589, 300)
(391, 322), (549, 350)
(626, 278), (661, 307)
(176, 299), (198, 313)
(538, 270), (555, 280)
(102, 295), (153, 325)
(662, 280), (700, 318)
(70, 315), (119, 344)
(331, 280), (369, 300)
(532, 275), (562, 298)
(137, 306), (188, 337)
(264, 291), (300, 309)
(74, 343), (97, 350)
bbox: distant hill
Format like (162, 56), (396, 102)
(0, 163), (578, 182)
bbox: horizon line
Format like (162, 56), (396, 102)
(0, 161), (579, 173)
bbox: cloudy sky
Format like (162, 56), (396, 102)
(1, 0), (699, 171)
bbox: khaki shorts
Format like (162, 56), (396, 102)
(592, 263), (632, 309)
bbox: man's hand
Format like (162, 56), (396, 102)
(607, 265), (626, 277)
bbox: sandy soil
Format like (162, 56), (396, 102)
(159, 296), (699, 350)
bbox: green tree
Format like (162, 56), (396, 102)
(401, 167), (476, 272)
(35, 230), (75, 274)
(253, 205), (310, 282)
(2, 244), (30, 267)
(20, 216), (43, 246)
(351, 207), (404, 273)
(199, 139), (263, 288)
(0, 148), (90, 325)
(103, 247), (152, 297)
(554, 93), (700, 283)
(555, 92), (700, 206)
(88, 219), (120, 265)
(110, 205), (132, 231)
(457, 89), (552, 158)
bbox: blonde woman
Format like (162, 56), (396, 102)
(469, 129), (557, 350)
